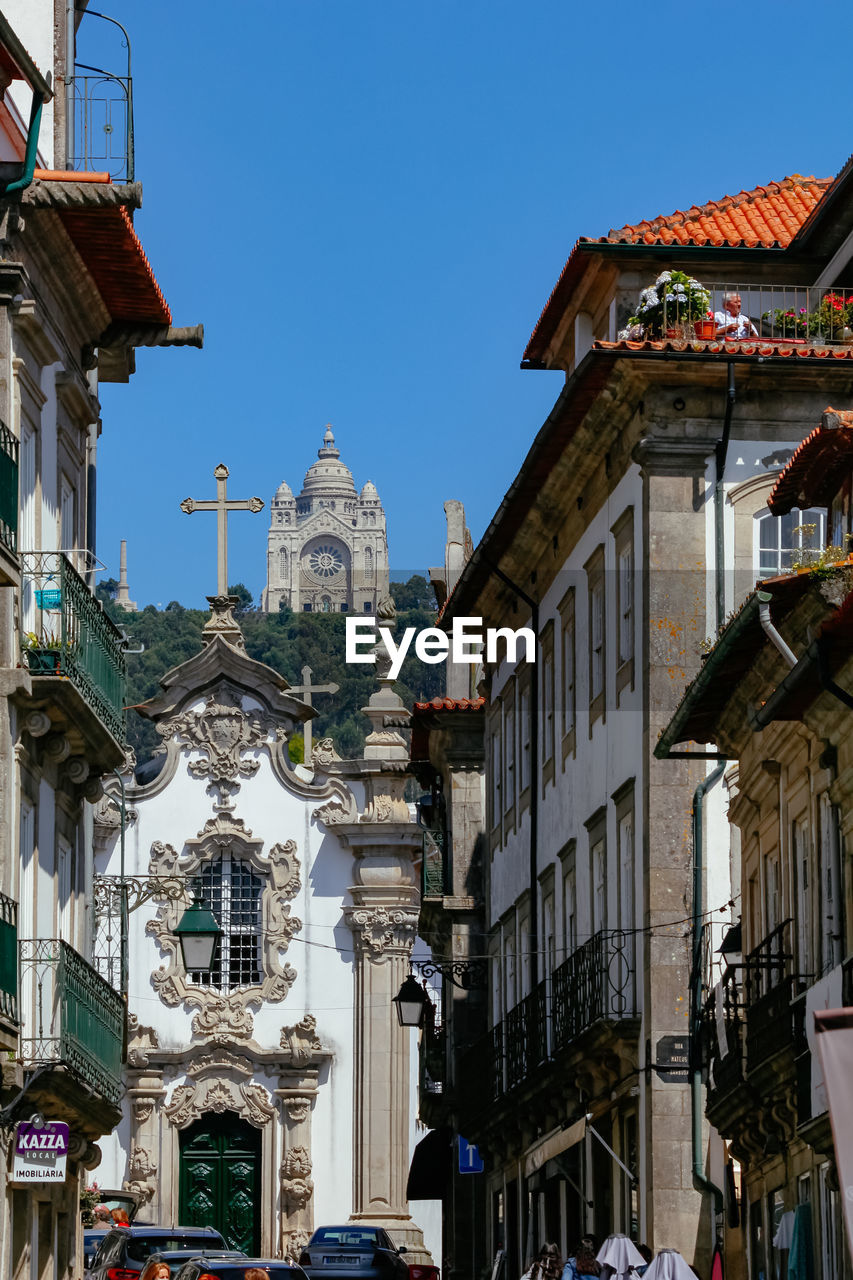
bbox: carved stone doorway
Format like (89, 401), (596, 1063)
(179, 1112), (261, 1254)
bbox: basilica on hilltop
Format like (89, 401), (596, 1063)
(261, 427), (389, 614)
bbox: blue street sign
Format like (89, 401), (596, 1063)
(458, 1136), (484, 1174)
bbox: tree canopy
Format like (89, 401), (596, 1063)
(112, 576), (443, 764)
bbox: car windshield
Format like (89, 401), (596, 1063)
(127, 1237), (226, 1263)
(193, 1268), (301, 1280)
(310, 1230), (379, 1248)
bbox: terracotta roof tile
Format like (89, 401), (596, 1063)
(593, 338), (853, 360)
(58, 204), (171, 325)
(412, 696), (486, 713)
(768, 407), (853, 513)
(524, 174), (833, 364)
(601, 175), (830, 250)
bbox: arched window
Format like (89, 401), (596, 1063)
(279, 547), (288, 578)
(189, 855), (263, 992)
(363, 546), (373, 584)
(756, 507), (826, 578)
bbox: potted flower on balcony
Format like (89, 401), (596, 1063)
(21, 629), (64, 674)
(621, 270), (712, 339)
(808, 291), (853, 343)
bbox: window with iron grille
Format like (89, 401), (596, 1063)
(189, 855), (263, 992)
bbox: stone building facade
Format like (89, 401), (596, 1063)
(262, 426), (389, 614)
(0, 6), (200, 1280)
(415, 169), (853, 1280)
(659, 408), (853, 1280)
(93, 601), (438, 1264)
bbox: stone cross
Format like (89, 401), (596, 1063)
(289, 664), (340, 760)
(180, 464), (264, 596)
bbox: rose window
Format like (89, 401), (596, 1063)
(307, 544), (344, 578)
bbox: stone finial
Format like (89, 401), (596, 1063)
(202, 595), (246, 651)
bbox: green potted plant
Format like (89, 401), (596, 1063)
(808, 291), (853, 343)
(621, 270), (712, 340)
(21, 629), (64, 674)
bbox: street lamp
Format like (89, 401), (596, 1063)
(393, 974), (429, 1028)
(174, 897), (222, 973)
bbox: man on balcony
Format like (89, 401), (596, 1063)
(715, 291), (759, 338)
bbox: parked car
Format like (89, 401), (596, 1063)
(408, 1267), (439, 1280)
(87, 1227), (229, 1280)
(136, 1251), (248, 1279)
(172, 1259), (307, 1280)
(84, 1230), (112, 1273)
(298, 1227), (408, 1280)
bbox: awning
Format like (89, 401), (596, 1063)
(406, 1127), (452, 1201)
(813, 1008), (853, 1268)
(523, 1117), (586, 1178)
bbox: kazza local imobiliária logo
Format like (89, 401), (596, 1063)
(345, 616), (536, 678)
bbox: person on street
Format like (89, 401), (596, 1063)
(563, 1237), (601, 1280)
(523, 1242), (564, 1280)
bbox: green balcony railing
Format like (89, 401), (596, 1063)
(422, 828), (446, 898)
(0, 892), (18, 1022)
(19, 937), (125, 1106)
(0, 420), (18, 556)
(21, 552), (127, 745)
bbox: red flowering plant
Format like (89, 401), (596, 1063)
(761, 304), (808, 338)
(809, 291), (853, 340)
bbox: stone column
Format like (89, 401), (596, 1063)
(276, 1065), (320, 1262)
(125, 1067), (166, 1220)
(342, 824), (428, 1260)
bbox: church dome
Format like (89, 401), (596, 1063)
(299, 425), (357, 500)
(359, 480), (379, 501)
(273, 480), (294, 502)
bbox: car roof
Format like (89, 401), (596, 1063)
(127, 1229), (225, 1236)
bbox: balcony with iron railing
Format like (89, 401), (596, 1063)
(20, 551), (127, 769)
(0, 419), (18, 584)
(552, 928), (636, 1051)
(622, 281), (853, 347)
(19, 938), (124, 1114)
(69, 10), (134, 181)
(421, 828), (446, 900)
(702, 967), (744, 1109)
(744, 919), (800, 1075)
(0, 891), (18, 1031)
(458, 931), (637, 1125)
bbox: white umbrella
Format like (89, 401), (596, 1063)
(597, 1235), (646, 1280)
(642, 1250), (696, 1280)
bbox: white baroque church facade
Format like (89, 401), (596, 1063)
(262, 427), (390, 614)
(91, 599), (436, 1262)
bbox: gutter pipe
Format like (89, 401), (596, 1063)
(714, 364), (736, 632)
(2, 89), (47, 196)
(691, 762), (726, 1216)
(483, 557), (540, 990)
(756, 592), (797, 668)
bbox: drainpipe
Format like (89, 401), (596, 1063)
(714, 364), (736, 632)
(691, 762), (725, 1215)
(756, 592), (797, 668)
(2, 89), (47, 196)
(483, 558), (540, 990)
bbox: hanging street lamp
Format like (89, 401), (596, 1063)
(174, 896), (222, 973)
(393, 974), (429, 1028)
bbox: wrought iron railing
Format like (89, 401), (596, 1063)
(0, 420), (18, 557)
(20, 552), (127, 745)
(70, 11), (134, 181)
(92, 876), (129, 995)
(701, 967), (743, 1096)
(627, 282), (853, 345)
(459, 1023), (504, 1116)
(422, 828), (446, 898)
(419, 1018), (446, 1097)
(744, 920), (799, 1072)
(0, 892), (18, 1022)
(552, 929), (635, 1051)
(19, 938), (124, 1106)
(505, 981), (548, 1090)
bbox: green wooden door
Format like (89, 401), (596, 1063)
(179, 1113), (261, 1255)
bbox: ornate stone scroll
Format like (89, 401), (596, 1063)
(145, 814), (302, 1033)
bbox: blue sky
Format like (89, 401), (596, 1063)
(87, 0), (853, 608)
